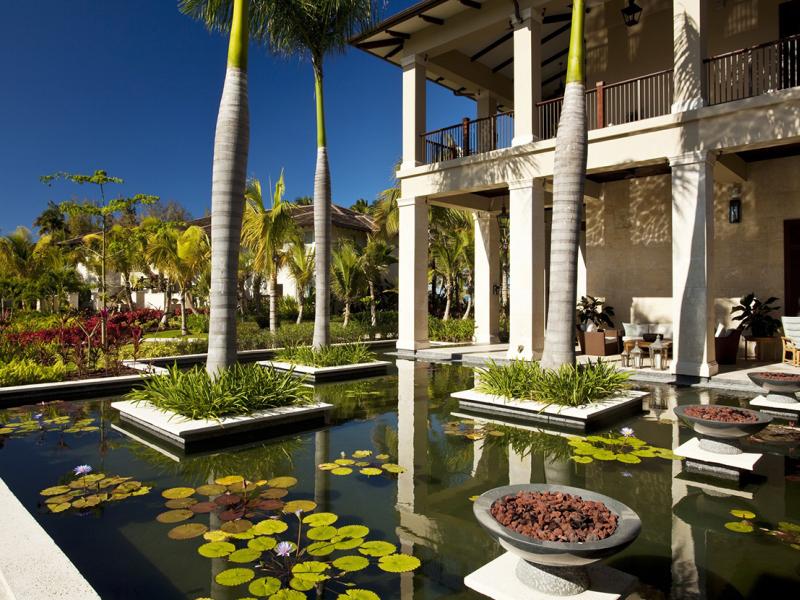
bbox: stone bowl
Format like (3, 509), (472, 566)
(673, 405), (772, 442)
(473, 484), (641, 568)
(747, 372), (800, 404)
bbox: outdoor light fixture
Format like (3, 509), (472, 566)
(621, 0), (643, 27)
(729, 197), (742, 224)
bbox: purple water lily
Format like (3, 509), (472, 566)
(274, 541), (293, 557)
(620, 427), (635, 438)
(73, 465), (92, 476)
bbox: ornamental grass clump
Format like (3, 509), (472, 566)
(476, 359), (630, 407)
(275, 343), (377, 368)
(127, 364), (311, 420)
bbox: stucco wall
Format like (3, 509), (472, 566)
(585, 153), (800, 329)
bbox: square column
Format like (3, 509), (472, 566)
(474, 211), (501, 344)
(672, 0), (708, 112)
(401, 55), (426, 169)
(397, 196), (430, 354)
(507, 179), (546, 360)
(512, 8), (542, 145)
(669, 151), (718, 377)
(476, 91), (498, 153)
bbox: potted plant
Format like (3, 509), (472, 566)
(731, 293), (781, 337)
(576, 296), (615, 354)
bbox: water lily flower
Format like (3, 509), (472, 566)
(622, 471), (633, 478)
(620, 427), (635, 438)
(33, 413), (43, 420)
(73, 465), (92, 476)
(274, 541), (293, 557)
(295, 509), (303, 518)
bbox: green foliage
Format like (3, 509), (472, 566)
(275, 343), (376, 367)
(0, 359), (67, 386)
(277, 296), (300, 321)
(576, 296), (615, 329)
(123, 339), (207, 359)
(41, 471), (150, 513)
(185, 313), (210, 333)
(475, 359), (631, 407)
(731, 292), (782, 336)
(126, 364), (311, 420)
(428, 317), (474, 342)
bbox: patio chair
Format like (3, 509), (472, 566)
(584, 329), (621, 356)
(781, 317), (800, 367)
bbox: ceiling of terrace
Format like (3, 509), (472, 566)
(351, 0), (603, 108)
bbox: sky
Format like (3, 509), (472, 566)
(0, 0), (472, 235)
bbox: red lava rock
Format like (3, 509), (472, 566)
(683, 405), (758, 423)
(752, 372), (800, 382)
(490, 491), (618, 543)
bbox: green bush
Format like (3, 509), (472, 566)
(275, 343), (377, 367)
(475, 359), (630, 407)
(277, 296), (300, 321)
(185, 313), (210, 333)
(428, 317), (474, 342)
(1, 312), (65, 334)
(0, 359), (68, 386)
(126, 363), (311, 420)
(128, 340), (208, 359)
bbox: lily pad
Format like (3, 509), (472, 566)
(354, 461), (370, 467)
(375, 454), (389, 460)
(248, 536), (277, 551)
(291, 561), (330, 584)
(283, 499), (317, 513)
(724, 521), (754, 533)
(303, 512), (338, 527)
(337, 590), (380, 600)
(257, 499), (285, 511)
(156, 509), (194, 524)
(248, 576), (281, 597)
(165, 498), (197, 509)
(359, 468), (383, 477)
(162, 487), (195, 500)
(615, 454), (642, 464)
(592, 450), (617, 461)
(40, 485), (72, 496)
(289, 578), (315, 592)
(215, 567), (255, 587)
(381, 463), (406, 474)
(198, 541), (236, 558)
(307, 526), (338, 541)
(338, 524), (370, 539)
(570, 456), (593, 464)
(221, 519), (253, 534)
(269, 590), (305, 600)
(352, 450), (372, 458)
(253, 520), (288, 535)
(332, 555), (370, 572)
(335, 537), (365, 551)
(730, 509), (756, 520)
(168, 523), (208, 540)
(228, 548), (262, 563)
(378, 553), (421, 573)
(215, 475), (244, 486)
(359, 540), (396, 557)
(306, 541), (337, 556)
(48, 502), (71, 513)
(267, 476), (297, 489)
(331, 468), (352, 476)
(334, 459), (355, 465)
(261, 488), (289, 499)
(196, 484), (227, 496)
(203, 530), (229, 542)
(318, 463), (339, 471)
(190, 501), (216, 514)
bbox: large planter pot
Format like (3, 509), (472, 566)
(747, 372), (800, 405)
(473, 484), (641, 596)
(674, 404), (772, 455)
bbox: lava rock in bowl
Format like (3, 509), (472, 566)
(674, 404), (772, 454)
(747, 372), (800, 404)
(473, 484), (641, 596)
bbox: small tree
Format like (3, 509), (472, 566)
(362, 236), (396, 327)
(331, 242), (366, 328)
(286, 243), (315, 324)
(41, 170), (158, 345)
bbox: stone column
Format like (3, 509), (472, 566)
(396, 196), (429, 354)
(401, 54), (427, 169)
(512, 8), (542, 145)
(672, 0), (707, 112)
(507, 179), (546, 360)
(476, 91), (498, 153)
(508, 447), (532, 485)
(669, 151), (718, 377)
(473, 211), (501, 344)
(397, 359), (429, 512)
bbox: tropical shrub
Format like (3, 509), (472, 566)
(475, 360), (630, 407)
(275, 343), (377, 367)
(276, 296), (300, 321)
(185, 312), (210, 333)
(128, 339), (208, 359)
(0, 359), (67, 386)
(428, 316), (474, 342)
(127, 364), (311, 420)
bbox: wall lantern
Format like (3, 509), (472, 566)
(621, 0), (643, 27)
(729, 197), (742, 224)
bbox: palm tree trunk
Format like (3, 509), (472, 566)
(369, 281), (377, 327)
(206, 0), (250, 376)
(124, 275), (134, 310)
(180, 289), (188, 336)
(296, 292), (304, 325)
(343, 301), (350, 328)
(269, 271), (278, 333)
(443, 281), (452, 321)
(541, 0), (587, 370)
(252, 273), (263, 313)
(463, 294), (472, 320)
(312, 60), (331, 349)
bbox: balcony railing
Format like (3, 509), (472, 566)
(705, 34), (800, 105)
(422, 111), (513, 164)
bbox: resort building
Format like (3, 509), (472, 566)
(353, 0), (800, 377)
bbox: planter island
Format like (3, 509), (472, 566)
(451, 389), (648, 431)
(111, 400), (332, 452)
(257, 359), (392, 383)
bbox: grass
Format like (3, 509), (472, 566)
(126, 363), (311, 420)
(428, 317), (474, 342)
(145, 329), (208, 340)
(475, 359), (630, 407)
(274, 343), (377, 368)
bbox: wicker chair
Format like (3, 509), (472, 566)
(781, 317), (800, 367)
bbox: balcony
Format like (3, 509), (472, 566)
(418, 35), (800, 167)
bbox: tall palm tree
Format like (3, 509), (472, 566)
(431, 235), (467, 321)
(373, 160), (401, 239)
(361, 236), (396, 327)
(285, 242), (315, 324)
(540, 0), (587, 369)
(331, 241), (366, 328)
(256, 0), (377, 347)
(180, 0), (251, 375)
(241, 173), (300, 333)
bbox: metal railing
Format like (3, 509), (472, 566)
(422, 111), (514, 164)
(705, 34), (800, 105)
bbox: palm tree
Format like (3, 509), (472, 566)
(180, 0), (251, 375)
(241, 173), (300, 333)
(361, 236), (396, 327)
(285, 242), (315, 324)
(540, 0), (587, 369)
(431, 235), (467, 321)
(256, 0), (377, 347)
(373, 161), (401, 239)
(331, 242), (366, 328)
(104, 224), (148, 309)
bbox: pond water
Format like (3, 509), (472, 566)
(1, 359), (799, 599)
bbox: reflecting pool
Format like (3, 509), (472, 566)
(1, 359), (799, 599)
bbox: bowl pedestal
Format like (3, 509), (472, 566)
(675, 437), (763, 482)
(747, 373), (800, 420)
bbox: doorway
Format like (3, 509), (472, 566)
(785, 219), (800, 316)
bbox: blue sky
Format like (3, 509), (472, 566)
(0, 0), (472, 234)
